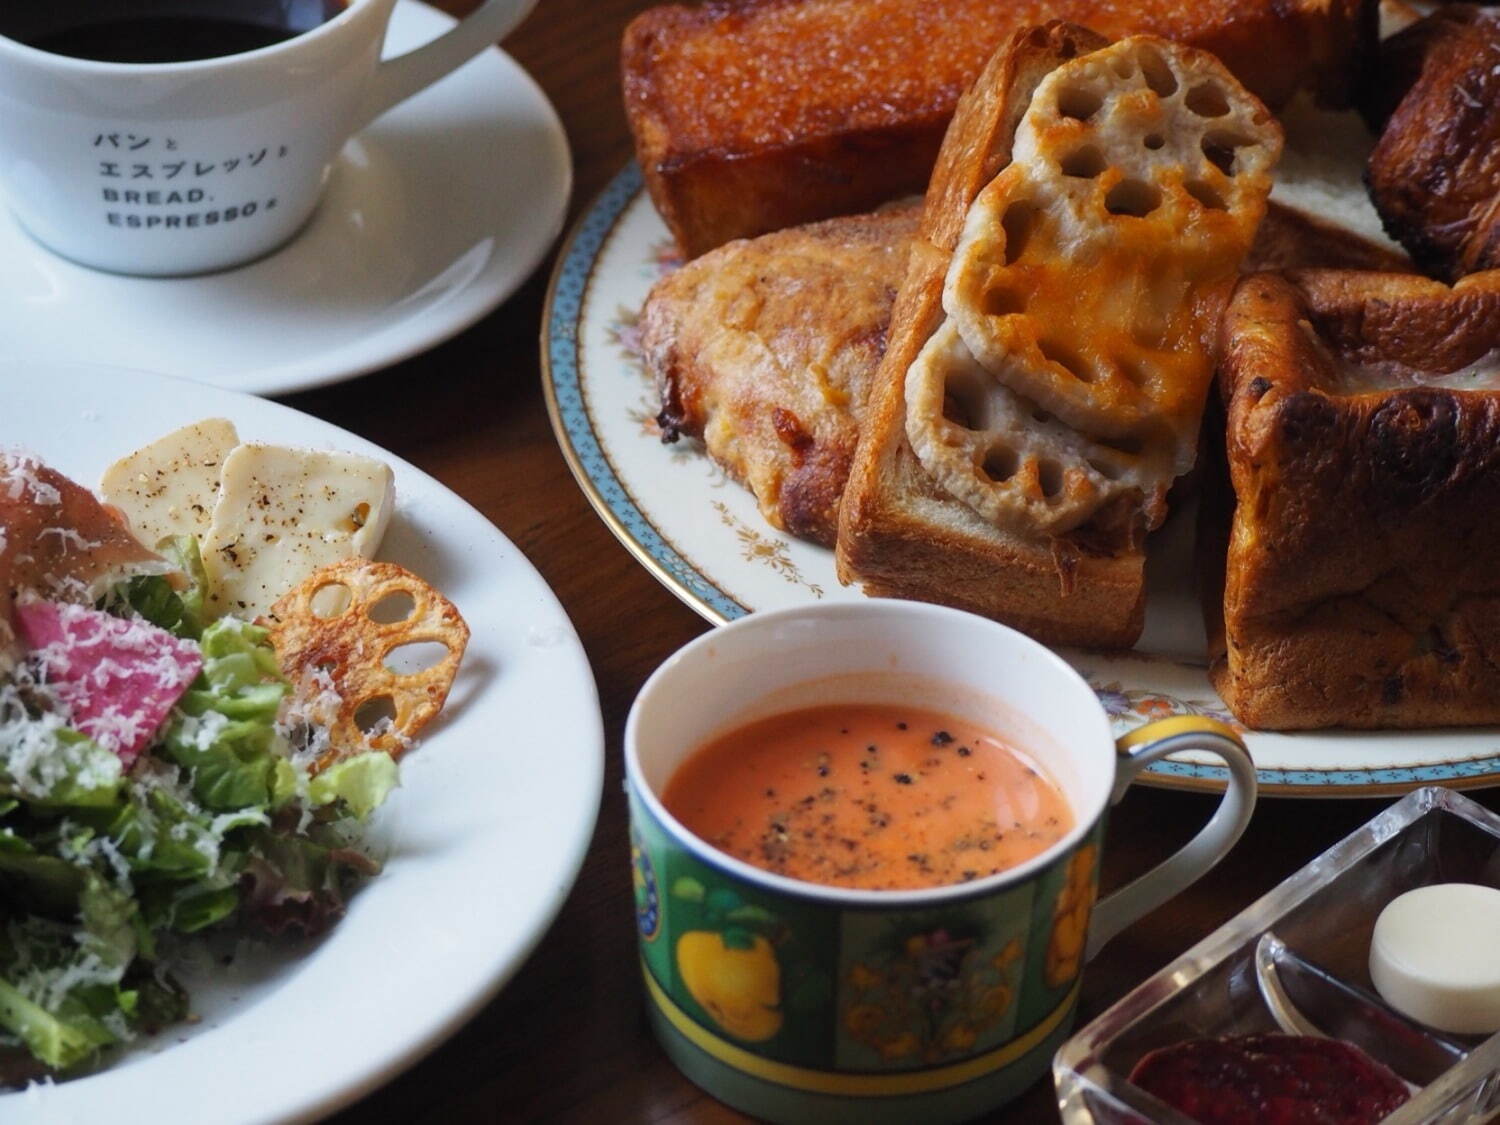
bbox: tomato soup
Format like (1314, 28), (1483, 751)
(661, 703), (1073, 891)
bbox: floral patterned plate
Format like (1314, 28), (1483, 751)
(542, 147), (1500, 798)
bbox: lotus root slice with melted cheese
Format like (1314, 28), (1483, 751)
(908, 37), (1281, 536)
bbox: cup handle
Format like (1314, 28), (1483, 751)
(356, 0), (539, 130)
(1083, 716), (1257, 961)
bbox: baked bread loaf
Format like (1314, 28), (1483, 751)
(646, 204), (920, 545)
(1209, 269), (1500, 729)
(1364, 6), (1500, 281)
(837, 25), (1280, 647)
(622, 0), (1364, 256)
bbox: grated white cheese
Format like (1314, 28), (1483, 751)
(171, 708), (230, 753)
(99, 1009), (133, 1042)
(35, 952), (118, 1010)
(0, 677), (123, 802)
(0, 451), (62, 506)
(34, 527), (99, 555)
(277, 666), (343, 769)
(94, 836), (135, 895)
(366, 716), (414, 754)
(3, 918), (122, 1013)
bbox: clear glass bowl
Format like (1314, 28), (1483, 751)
(1054, 786), (1500, 1124)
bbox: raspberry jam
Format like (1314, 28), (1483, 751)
(1128, 1033), (1410, 1125)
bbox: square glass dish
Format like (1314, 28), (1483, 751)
(1055, 787), (1500, 1124)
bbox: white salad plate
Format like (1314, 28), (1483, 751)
(0, 0), (572, 398)
(543, 103), (1500, 799)
(4, 361), (604, 1124)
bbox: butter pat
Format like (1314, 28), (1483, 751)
(98, 418), (239, 548)
(1370, 883), (1500, 1035)
(201, 443), (394, 619)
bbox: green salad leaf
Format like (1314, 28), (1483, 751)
(1, 545), (404, 1080)
(308, 754), (399, 820)
(0, 833), (88, 916)
(161, 618), (288, 812)
(119, 536), (209, 640)
(77, 876), (140, 974)
(121, 577), (189, 639)
(0, 979), (117, 1072)
(0, 724), (123, 811)
(0, 908), (132, 1071)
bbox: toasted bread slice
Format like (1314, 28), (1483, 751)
(645, 204), (921, 545)
(837, 24), (1280, 648)
(622, 0), (1368, 256)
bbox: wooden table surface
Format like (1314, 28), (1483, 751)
(298, 2), (1500, 1121)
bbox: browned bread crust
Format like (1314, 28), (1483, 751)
(1364, 6), (1500, 281)
(623, 0), (1371, 256)
(836, 23), (1148, 649)
(1246, 203), (1409, 273)
(644, 204), (920, 545)
(641, 198), (1397, 556)
(1210, 269), (1500, 729)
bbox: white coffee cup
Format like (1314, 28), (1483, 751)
(0, 0), (537, 276)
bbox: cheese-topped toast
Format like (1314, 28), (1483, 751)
(641, 205), (1397, 559)
(623, 0), (1364, 256)
(645, 205), (921, 546)
(837, 24), (1281, 648)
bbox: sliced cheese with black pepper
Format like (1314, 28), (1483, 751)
(201, 443), (394, 619)
(98, 418), (239, 549)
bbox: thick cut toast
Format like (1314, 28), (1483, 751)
(645, 204), (921, 545)
(837, 24), (1280, 648)
(623, 0), (1368, 256)
(1209, 269), (1500, 729)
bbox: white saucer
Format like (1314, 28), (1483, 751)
(0, 0), (572, 397)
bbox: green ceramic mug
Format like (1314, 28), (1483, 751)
(625, 602), (1256, 1124)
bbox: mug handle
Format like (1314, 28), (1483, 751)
(1083, 715), (1257, 961)
(355, 0), (540, 130)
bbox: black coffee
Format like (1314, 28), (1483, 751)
(7, 2), (349, 64)
(29, 18), (297, 64)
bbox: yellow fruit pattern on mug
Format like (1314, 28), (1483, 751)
(941, 1022), (979, 1052)
(978, 984), (1013, 1017)
(1045, 845), (1098, 987)
(841, 927), (1019, 1065)
(677, 931), (783, 1042)
(878, 1031), (920, 1060)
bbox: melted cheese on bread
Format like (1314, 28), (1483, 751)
(907, 37), (1280, 535)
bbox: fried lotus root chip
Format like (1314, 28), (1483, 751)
(265, 558), (470, 770)
(946, 37), (1279, 440)
(906, 320), (1176, 534)
(911, 37), (1280, 535)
